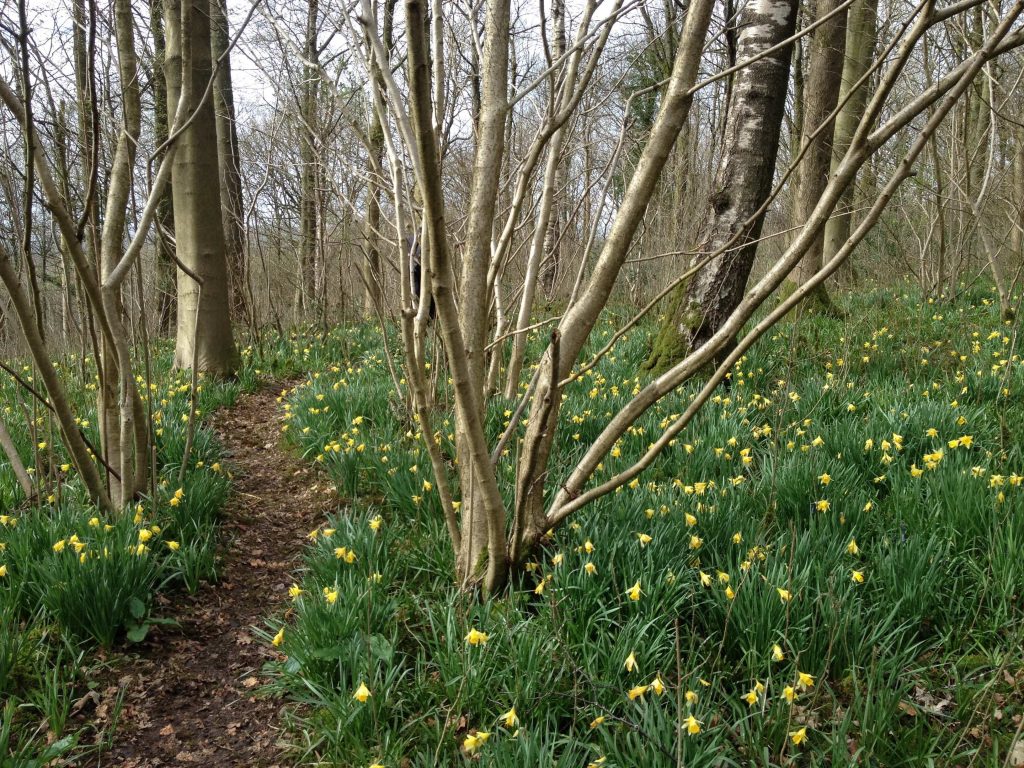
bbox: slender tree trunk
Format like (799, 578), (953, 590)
(790, 0), (848, 308)
(822, 0), (878, 271)
(296, 0), (320, 323)
(151, 0), (176, 337)
(539, 0), (567, 298)
(513, 0), (714, 560)
(0, 244), (113, 513)
(0, 416), (32, 497)
(1014, 124), (1024, 263)
(363, 0), (395, 316)
(644, 0), (798, 374)
(210, 0), (248, 325)
(167, 0), (239, 375)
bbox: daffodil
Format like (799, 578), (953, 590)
(627, 579), (642, 601)
(783, 685), (797, 703)
(462, 730), (490, 753)
(650, 675), (665, 695)
(289, 583), (304, 598)
(777, 587), (792, 603)
(685, 689), (698, 704)
(772, 643), (784, 661)
(584, 561), (597, 575)
(624, 651), (637, 672)
(272, 627), (285, 647)
(797, 671), (815, 689)
(465, 628), (489, 646)
(353, 681), (371, 702)
(500, 706), (518, 728)
(851, 569), (864, 583)
(685, 714), (702, 734)
(628, 684), (649, 700)
(789, 727), (807, 745)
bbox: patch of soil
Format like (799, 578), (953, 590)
(81, 382), (335, 767)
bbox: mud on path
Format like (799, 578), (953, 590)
(85, 382), (334, 767)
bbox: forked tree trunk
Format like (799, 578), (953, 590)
(644, 0), (798, 374)
(166, 0), (239, 375)
(513, 0), (715, 560)
(790, 0), (848, 307)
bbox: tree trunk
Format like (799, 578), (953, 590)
(296, 0), (321, 323)
(513, 0), (714, 560)
(210, 0), (249, 326)
(363, 0), (395, 316)
(539, 0), (567, 298)
(0, 416), (32, 497)
(1014, 125), (1024, 263)
(790, 0), (848, 307)
(406, 0), (512, 592)
(644, 0), (798, 374)
(151, 0), (177, 337)
(167, 0), (239, 376)
(821, 0), (878, 272)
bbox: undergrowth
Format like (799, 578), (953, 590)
(261, 284), (1024, 766)
(0, 344), (260, 762)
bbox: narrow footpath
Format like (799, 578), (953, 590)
(92, 382), (332, 767)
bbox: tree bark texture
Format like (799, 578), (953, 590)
(167, 0), (239, 376)
(644, 0), (798, 375)
(791, 0), (848, 302)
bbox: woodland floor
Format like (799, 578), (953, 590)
(81, 383), (334, 767)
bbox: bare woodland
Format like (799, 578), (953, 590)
(2, 0), (1023, 594)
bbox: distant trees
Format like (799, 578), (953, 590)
(1, 0), (1022, 567)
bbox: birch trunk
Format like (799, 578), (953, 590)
(644, 0), (798, 374)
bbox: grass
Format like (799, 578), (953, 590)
(260, 283), (1024, 766)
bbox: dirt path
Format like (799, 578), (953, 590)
(91, 383), (332, 767)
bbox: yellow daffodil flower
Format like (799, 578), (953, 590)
(352, 682), (371, 702)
